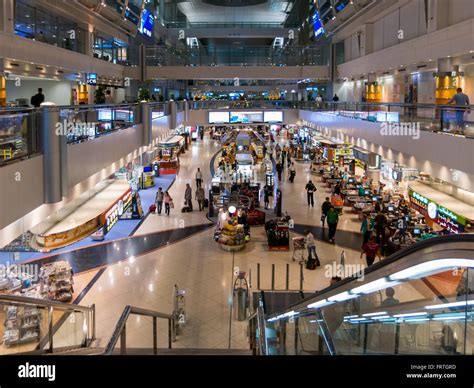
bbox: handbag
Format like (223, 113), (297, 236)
(169, 201), (174, 209)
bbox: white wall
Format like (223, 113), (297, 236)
(6, 79), (73, 106)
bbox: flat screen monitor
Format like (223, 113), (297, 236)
(348, 178), (354, 183)
(209, 111), (229, 124)
(364, 190), (370, 196)
(264, 111), (283, 123)
(413, 228), (421, 236)
(312, 11), (325, 39)
(230, 111), (263, 124)
(98, 109), (113, 121)
(139, 9), (154, 38)
(372, 196), (378, 201)
(115, 110), (133, 122)
(387, 206), (394, 212)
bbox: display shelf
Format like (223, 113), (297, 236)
(39, 261), (74, 303)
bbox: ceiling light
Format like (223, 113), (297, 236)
(351, 278), (400, 295)
(389, 259), (474, 281)
(393, 312), (428, 318)
(328, 291), (359, 302)
(403, 317), (430, 323)
(362, 311), (388, 317)
(425, 300), (474, 310)
(308, 299), (334, 309)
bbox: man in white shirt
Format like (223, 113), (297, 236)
(195, 168), (203, 188)
(305, 229), (318, 264)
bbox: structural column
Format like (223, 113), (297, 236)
(169, 100), (177, 132)
(0, 0), (14, 33)
(140, 101), (152, 146)
(41, 105), (67, 203)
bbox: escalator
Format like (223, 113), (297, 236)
(253, 235), (474, 355)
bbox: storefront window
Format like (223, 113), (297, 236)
(93, 36), (129, 65)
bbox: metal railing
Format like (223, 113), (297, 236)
(0, 294), (95, 354)
(162, 21), (298, 29)
(146, 45), (329, 67)
(104, 305), (175, 355)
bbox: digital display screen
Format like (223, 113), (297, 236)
(312, 11), (325, 39)
(376, 112), (400, 122)
(388, 206), (394, 212)
(98, 109), (113, 121)
(372, 196), (378, 201)
(230, 111), (263, 123)
(139, 9), (155, 38)
(264, 111), (283, 123)
(209, 111), (230, 124)
(115, 110), (133, 122)
(87, 73), (97, 85)
(413, 228), (421, 235)
(364, 190), (370, 195)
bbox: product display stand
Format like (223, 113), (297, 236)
(3, 306), (41, 347)
(39, 261), (74, 302)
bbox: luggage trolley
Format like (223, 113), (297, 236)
(291, 237), (306, 263)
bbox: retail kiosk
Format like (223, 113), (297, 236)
(154, 135), (185, 174)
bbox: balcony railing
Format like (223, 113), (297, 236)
(161, 21), (298, 29)
(146, 45), (329, 67)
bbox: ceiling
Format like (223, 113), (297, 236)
(177, 0), (294, 24)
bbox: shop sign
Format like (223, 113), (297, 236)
(409, 189), (467, 234)
(103, 189), (132, 233)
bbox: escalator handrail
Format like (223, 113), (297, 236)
(268, 234), (474, 318)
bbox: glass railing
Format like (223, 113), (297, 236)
(146, 45), (329, 67)
(161, 21), (298, 29)
(299, 101), (474, 136)
(59, 103), (138, 145)
(189, 100), (298, 110)
(0, 108), (40, 164)
(0, 294), (95, 355)
(257, 235), (474, 355)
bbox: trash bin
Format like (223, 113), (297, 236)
(233, 273), (249, 321)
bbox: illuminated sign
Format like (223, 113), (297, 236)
(409, 189), (468, 234)
(312, 11), (325, 39)
(104, 189), (132, 233)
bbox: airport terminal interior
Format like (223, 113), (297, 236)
(0, 0), (473, 357)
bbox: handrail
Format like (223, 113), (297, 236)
(266, 234), (474, 319)
(104, 305), (174, 355)
(0, 294), (94, 313)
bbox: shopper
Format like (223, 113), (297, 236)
(184, 183), (193, 211)
(360, 213), (372, 246)
(289, 163), (296, 183)
(448, 87), (470, 132)
(263, 184), (270, 210)
(374, 211), (388, 245)
(195, 185), (205, 211)
(360, 236), (381, 266)
(305, 180), (317, 207)
(276, 162), (282, 181)
(381, 287), (400, 307)
(332, 94), (339, 102)
(30, 88), (45, 108)
(163, 191), (173, 216)
(305, 229), (320, 267)
(195, 168), (203, 188)
(333, 182), (341, 196)
(321, 197), (331, 229)
(326, 206), (339, 243)
(155, 187), (164, 215)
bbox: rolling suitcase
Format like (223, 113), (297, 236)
(149, 204), (157, 213)
(203, 198), (209, 208)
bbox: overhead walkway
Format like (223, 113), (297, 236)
(250, 235), (474, 355)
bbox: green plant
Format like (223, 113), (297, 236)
(138, 87), (150, 101)
(94, 86), (106, 104)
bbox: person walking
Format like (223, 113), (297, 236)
(195, 185), (205, 211)
(448, 87), (470, 132)
(184, 183), (193, 211)
(321, 197), (331, 229)
(305, 229), (320, 267)
(374, 211), (388, 246)
(288, 162), (296, 183)
(195, 168), (203, 188)
(30, 88), (45, 108)
(305, 180), (317, 207)
(163, 191), (173, 216)
(326, 206), (339, 243)
(361, 236), (381, 266)
(360, 213), (372, 246)
(263, 184), (270, 210)
(276, 162), (282, 181)
(155, 187), (164, 215)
